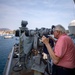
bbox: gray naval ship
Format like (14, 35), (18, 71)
(3, 20), (75, 75)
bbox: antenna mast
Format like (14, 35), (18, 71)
(73, 0), (75, 4)
(73, 0), (75, 18)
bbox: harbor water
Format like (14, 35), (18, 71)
(0, 36), (19, 75)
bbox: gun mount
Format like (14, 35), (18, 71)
(14, 20), (54, 74)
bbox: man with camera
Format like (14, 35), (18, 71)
(41, 25), (75, 75)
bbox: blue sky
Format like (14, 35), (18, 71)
(0, 0), (75, 30)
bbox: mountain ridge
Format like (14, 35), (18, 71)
(0, 28), (11, 31)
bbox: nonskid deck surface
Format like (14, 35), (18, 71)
(10, 57), (34, 75)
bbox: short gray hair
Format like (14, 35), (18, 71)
(54, 24), (66, 33)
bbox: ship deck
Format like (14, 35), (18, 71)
(10, 58), (34, 75)
(3, 45), (44, 75)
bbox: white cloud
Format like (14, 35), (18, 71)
(0, 0), (74, 30)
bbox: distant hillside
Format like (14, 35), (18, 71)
(0, 28), (10, 31)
